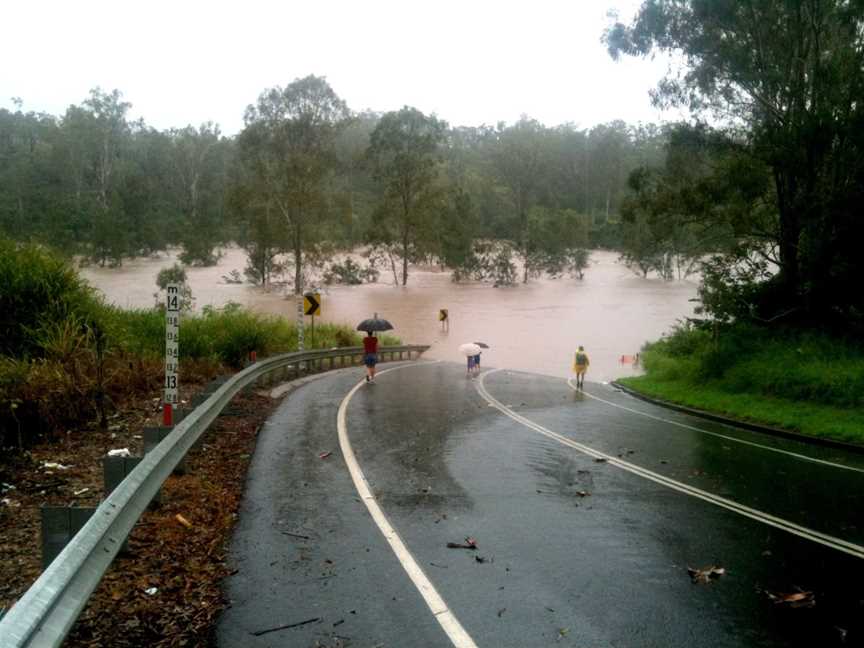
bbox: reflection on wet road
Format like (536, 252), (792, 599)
(218, 362), (864, 648)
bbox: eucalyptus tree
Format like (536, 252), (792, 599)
(489, 117), (550, 282)
(237, 75), (350, 294)
(170, 122), (226, 265)
(58, 88), (134, 266)
(607, 0), (864, 325)
(332, 110), (380, 246)
(0, 103), (64, 243)
(366, 106), (447, 286)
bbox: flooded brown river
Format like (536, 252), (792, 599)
(81, 248), (698, 382)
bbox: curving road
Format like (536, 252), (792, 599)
(216, 361), (864, 647)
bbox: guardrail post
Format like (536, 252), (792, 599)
(104, 455), (161, 510)
(40, 506), (97, 569)
(144, 427), (188, 473)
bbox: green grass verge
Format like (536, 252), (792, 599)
(617, 375), (864, 444)
(619, 323), (864, 445)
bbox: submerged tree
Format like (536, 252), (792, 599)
(490, 117), (549, 282)
(237, 75), (350, 294)
(367, 106), (446, 286)
(171, 123), (225, 266)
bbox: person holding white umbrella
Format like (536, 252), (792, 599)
(459, 343), (482, 377)
(472, 342), (490, 375)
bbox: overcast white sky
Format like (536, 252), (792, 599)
(1, 0), (680, 135)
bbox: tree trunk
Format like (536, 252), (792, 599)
(520, 206), (529, 283)
(774, 171), (801, 303)
(401, 232), (409, 286)
(294, 241), (302, 295)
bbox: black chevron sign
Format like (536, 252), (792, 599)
(304, 293), (321, 316)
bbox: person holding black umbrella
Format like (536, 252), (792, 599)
(363, 331), (378, 382)
(356, 313), (393, 384)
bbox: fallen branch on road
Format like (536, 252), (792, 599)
(251, 617), (321, 636)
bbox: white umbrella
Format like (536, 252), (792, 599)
(459, 343), (482, 357)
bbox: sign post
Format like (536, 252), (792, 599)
(439, 308), (449, 331)
(303, 293), (321, 349)
(163, 284), (181, 426)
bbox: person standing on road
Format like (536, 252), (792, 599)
(363, 332), (379, 383)
(473, 352), (481, 375)
(573, 345), (590, 389)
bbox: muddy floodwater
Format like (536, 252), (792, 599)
(81, 247), (698, 382)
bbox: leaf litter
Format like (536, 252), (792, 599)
(1, 386), (277, 647)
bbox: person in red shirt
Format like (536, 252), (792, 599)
(363, 332), (379, 383)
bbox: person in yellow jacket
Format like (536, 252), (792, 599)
(573, 345), (590, 389)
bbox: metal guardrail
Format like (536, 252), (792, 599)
(0, 344), (429, 648)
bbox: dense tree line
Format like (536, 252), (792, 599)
(0, 82), (665, 289)
(0, 90), (231, 267)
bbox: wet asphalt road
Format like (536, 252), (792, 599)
(216, 362), (864, 648)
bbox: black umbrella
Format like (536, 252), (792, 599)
(473, 342), (490, 349)
(356, 313), (394, 333)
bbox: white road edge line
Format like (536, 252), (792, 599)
(570, 379), (864, 475)
(337, 361), (479, 648)
(477, 369), (864, 560)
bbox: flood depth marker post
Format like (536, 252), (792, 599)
(164, 283), (180, 426)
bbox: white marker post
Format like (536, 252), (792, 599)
(163, 283), (181, 426)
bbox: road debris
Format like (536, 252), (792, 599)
(175, 514), (193, 529)
(593, 457), (608, 463)
(251, 617), (322, 636)
(447, 537), (478, 550)
(764, 589), (816, 608)
(318, 451), (333, 459)
(73, 487), (90, 496)
(144, 587), (158, 596)
(107, 448), (131, 457)
(497, 608), (506, 617)
(43, 462), (72, 470)
(281, 531), (310, 540)
(576, 490), (590, 497)
(687, 565), (726, 584)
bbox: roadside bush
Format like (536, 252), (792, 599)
(640, 322), (864, 408)
(0, 238), (105, 359)
(650, 321), (712, 358)
(0, 239), (398, 448)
